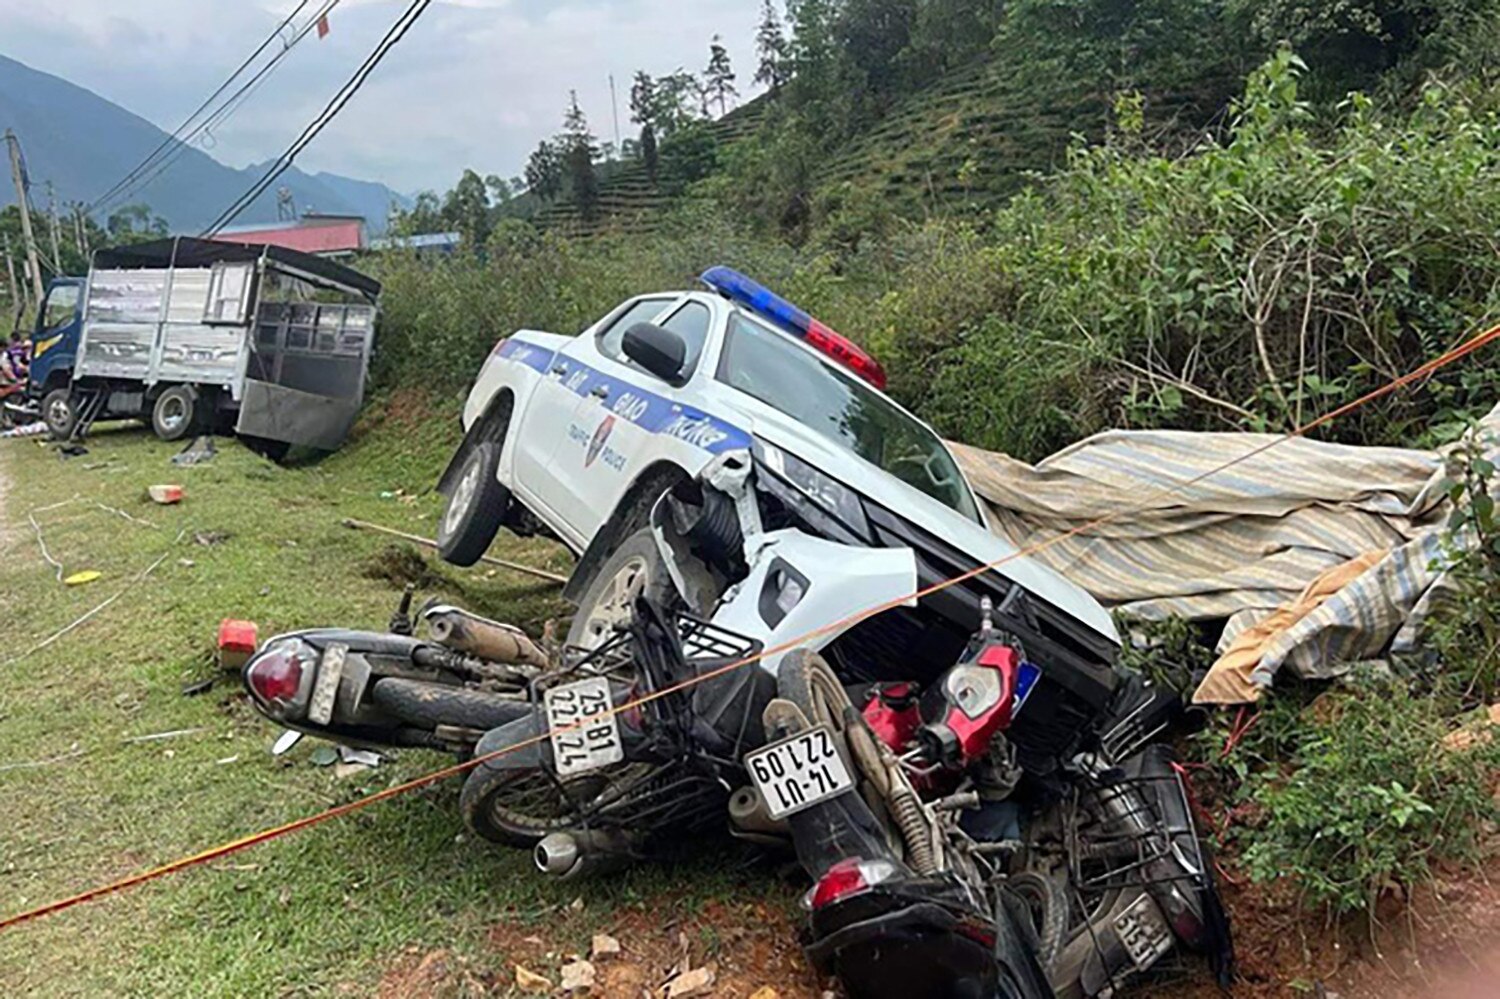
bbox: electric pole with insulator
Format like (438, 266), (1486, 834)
(5, 129), (47, 304)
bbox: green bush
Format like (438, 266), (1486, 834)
(883, 50), (1500, 459)
(1226, 672), (1500, 916)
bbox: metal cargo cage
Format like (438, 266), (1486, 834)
(83, 237), (382, 450)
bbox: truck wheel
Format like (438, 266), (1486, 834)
(565, 526), (676, 649)
(151, 386), (201, 441)
(42, 388), (79, 441)
(438, 441), (511, 567)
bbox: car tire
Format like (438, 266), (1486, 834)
(564, 525), (677, 649)
(151, 385), (201, 441)
(437, 441), (511, 567)
(42, 388), (79, 441)
(368, 678), (529, 731)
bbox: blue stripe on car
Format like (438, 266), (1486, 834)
(498, 337), (752, 455)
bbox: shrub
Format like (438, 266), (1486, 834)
(1228, 672), (1500, 916)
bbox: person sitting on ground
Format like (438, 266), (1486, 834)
(1, 334), (28, 385)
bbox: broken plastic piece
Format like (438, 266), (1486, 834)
(218, 619), (259, 670)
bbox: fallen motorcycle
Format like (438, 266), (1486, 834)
(456, 598), (776, 875)
(240, 592), (545, 755)
(750, 600), (1233, 999)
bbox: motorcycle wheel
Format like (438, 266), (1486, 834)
(1005, 870), (1069, 967)
(459, 759), (658, 848)
(368, 678), (528, 731)
(774, 648), (874, 776)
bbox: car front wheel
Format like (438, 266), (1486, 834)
(565, 526), (677, 649)
(437, 441), (511, 566)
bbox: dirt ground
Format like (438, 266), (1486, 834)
(371, 867), (1500, 998)
(376, 895), (824, 998)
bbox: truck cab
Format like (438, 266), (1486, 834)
(25, 276), (85, 402)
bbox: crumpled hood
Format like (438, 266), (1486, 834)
(740, 404), (1119, 645)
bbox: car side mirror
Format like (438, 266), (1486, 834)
(622, 322), (687, 385)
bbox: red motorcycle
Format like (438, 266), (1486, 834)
(749, 600), (1232, 999)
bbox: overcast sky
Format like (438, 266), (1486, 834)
(0, 0), (765, 194)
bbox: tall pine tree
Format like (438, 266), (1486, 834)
(704, 36), (738, 116)
(754, 0), (789, 93)
(562, 91), (600, 221)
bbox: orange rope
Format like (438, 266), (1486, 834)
(4, 319), (1498, 932)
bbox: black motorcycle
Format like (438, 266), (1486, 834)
(754, 605), (1233, 999)
(455, 598), (777, 875)
(241, 593), (544, 755)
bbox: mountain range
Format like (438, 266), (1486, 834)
(0, 54), (409, 234)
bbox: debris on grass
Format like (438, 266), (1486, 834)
(271, 730), (303, 756)
(309, 745), (339, 767)
(590, 933), (621, 960)
(147, 484), (183, 504)
(559, 958), (595, 991)
(666, 965), (717, 997)
(122, 727), (209, 744)
(63, 570), (101, 586)
(170, 436), (217, 466)
(513, 964), (553, 992)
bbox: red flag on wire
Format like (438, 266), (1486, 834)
(316, 13), (330, 38)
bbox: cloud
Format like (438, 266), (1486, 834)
(0, 0), (764, 192)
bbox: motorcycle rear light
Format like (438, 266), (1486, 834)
(245, 639), (315, 709)
(806, 858), (899, 910)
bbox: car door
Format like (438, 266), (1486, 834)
(543, 297), (716, 540)
(515, 295), (677, 542)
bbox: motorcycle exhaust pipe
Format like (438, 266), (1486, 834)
(534, 829), (638, 880)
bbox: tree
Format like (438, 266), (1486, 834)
(562, 91), (600, 221)
(655, 70), (703, 135)
(755, 0), (790, 93)
(485, 174), (513, 205)
(524, 140), (564, 201)
(105, 203), (168, 243)
(704, 37), (739, 116)
(631, 70), (664, 183)
(442, 168), (492, 248)
(640, 123), (660, 186)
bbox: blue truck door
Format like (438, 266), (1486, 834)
(28, 279), (84, 396)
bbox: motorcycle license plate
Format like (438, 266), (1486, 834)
(544, 676), (624, 777)
(745, 726), (855, 821)
(1113, 894), (1173, 970)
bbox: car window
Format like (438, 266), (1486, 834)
(43, 285), (79, 330)
(658, 301), (712, 379)
(596, 297), (674, 361)
(718, 313), (981, 522)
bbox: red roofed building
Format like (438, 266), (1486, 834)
(209, 213), (366, 258)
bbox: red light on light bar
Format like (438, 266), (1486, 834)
(806, 319), (887, 390)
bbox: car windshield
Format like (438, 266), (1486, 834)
(717, 312), (981, 523)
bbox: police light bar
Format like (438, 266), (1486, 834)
(700, 266), (888, 390)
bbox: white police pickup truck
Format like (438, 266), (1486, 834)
(436, 267), (1120, 750)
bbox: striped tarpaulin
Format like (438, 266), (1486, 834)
(950, 404), (1499, 702)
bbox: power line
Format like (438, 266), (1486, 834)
(86, 0), (316, 215)
(93, 0), (343, 219)
(203, 0), (433, 236)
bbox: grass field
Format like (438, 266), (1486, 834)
(0, 406), (794, 996)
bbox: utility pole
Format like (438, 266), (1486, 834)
(5, 129), (47, 304)
(73, 203), (91, 257)
(2, 233), (19, 309)
(46, 180), (62, 271)
(608, 73), (622, 161)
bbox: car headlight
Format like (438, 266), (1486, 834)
(755, 439), (868, 534)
